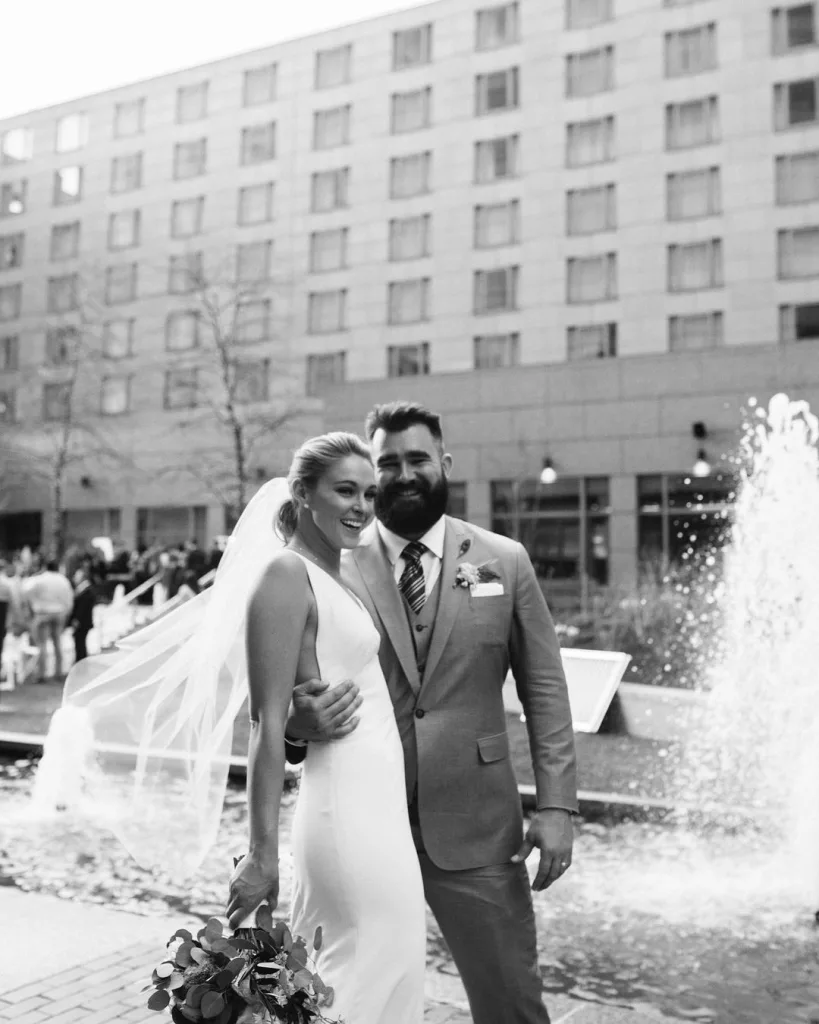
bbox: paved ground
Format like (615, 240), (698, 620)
(0, 887), (672, 1023)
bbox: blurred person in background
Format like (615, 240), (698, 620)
(70, 566), (97, 664)
(22, 560), (74, 683)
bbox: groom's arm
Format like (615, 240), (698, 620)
(509, 543), (578, 814)
(283, 677), (362, 764)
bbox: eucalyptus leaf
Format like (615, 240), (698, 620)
(156, 962), (176, 979)
(173, 929), (194, 942)
(148, 989), (171, 1011)
(186, 983), (210, 1009)
(213, 969), (234, 990)
(200, 991), (226, 1019)
(227, 957), (246, 977)
(293, 969), (312, 990)
(321, 985), (335, 1007)
(176, 941), (194, 967)
(255, 903), (273, 933)
(190, 947), (208, 965)
(312, 926), (323, 952)
(170, 971), (186, 990)
(205, 917), (224, 940)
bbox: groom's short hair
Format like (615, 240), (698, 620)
(364, 401), (444, 450)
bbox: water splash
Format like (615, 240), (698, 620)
(676, 392), (819, 904)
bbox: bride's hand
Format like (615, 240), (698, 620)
(226, 852), (279, 930)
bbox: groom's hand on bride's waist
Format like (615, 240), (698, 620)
(286, 676), (362, 742)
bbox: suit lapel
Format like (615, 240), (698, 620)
(421, 518), (470, 690)
(347, 530), (422, 694)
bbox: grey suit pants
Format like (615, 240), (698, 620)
(418, 852), (550, 1024)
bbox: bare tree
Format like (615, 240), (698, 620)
(164, 255), (303, 524)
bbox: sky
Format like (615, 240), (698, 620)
(0, 0), (422, 120)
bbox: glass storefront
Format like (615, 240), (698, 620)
(137, 505), (207, 549)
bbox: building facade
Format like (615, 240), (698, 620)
(1, 0), (819, 606)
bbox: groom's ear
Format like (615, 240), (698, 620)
(441, 452), (453, 478)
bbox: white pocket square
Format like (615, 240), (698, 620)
(472, 582), (504, 597)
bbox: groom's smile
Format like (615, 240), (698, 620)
(370, 423), (453, 539)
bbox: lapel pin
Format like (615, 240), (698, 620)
(457, 539), (471, 558)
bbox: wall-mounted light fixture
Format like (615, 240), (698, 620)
(255, 467), (267, 481)
(691, 422), (711, 478)
(539, 457), (557, 485)
(80, 475), (93, 489)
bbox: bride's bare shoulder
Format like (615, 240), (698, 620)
(250, 549), (310, 606)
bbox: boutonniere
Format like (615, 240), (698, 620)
(454, 560), (501, 590)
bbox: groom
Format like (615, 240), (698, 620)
(286, 401), (577, 1023)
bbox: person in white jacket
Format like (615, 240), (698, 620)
(22, 560), (74, 683)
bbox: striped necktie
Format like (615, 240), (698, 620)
(399, 541), (426, 614)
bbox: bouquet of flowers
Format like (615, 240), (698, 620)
(145, 899), (338, 1024)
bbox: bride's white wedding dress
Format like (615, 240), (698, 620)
(289, 555), (426, 1024)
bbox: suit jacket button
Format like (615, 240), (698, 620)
(415, 623), (424, 632)
(414, 708), (425, 719)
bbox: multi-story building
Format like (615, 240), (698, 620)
(2, 0), (819, 608)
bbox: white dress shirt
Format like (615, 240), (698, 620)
(377, 517), (447, 601)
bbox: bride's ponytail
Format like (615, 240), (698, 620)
(276, 498), (299, 541)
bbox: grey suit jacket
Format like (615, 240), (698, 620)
(342, 515), (578, 871)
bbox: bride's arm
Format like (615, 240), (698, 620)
(227, 552), (309, 927)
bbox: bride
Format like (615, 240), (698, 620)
(60, 432), (425, 1024)
(226, 432), (425, 1021)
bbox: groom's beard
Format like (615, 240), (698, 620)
(376, 475), (449, 537)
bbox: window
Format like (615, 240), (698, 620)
(566, 46), (614, 98)
(772, 4), (817, 53)
(668, 239), (723, 291)
(393, 25), (432, 70)
(388, 278), (430, 324)
(56, 113), (89, 153)
(306, 352), (346, 395)
(315, 44), (352, 89)
(566, 0), (612, 29)
(101, 376), (130, 415)
(388, 342), (430, 377)
(46, 326), (78, 365)
(241, 122), (276, 164)
(236, 240), (272, 283)
(780, 302), (819, 341)
(566, 116), (615, 166)
(474, 200), (520, 247)
(492, 477), (612, 605)
(391, 88), (432, 134)
(105, 263), (137, 304)
(390, 152), (431, 198)
(50, 222), (80, 261)
(46, 275), (77, 313)
(667, 168), (721, 219)
(476, 3), (520, 49)
(567, 185), (616, 235)
(669, 312), (723, 351)
(665, 25), (718, 77)
(165, 311), (199, 351)
(638, 472), (735, 572)
(775, 78), (819, 128)
(111, 152), (142, 192)
(236, 299), (271, 343)
(238, 182), (274, 224)
(232, 359), (269, 403)
(54, 166), (83, 205)
(476, 68), (520, 114)
(0, 233), (23, 270)
(779, 226), (819, 277)
(0, 334), (19, 371)
(567, 323), (617, 359)
(168, 252), (203, 294)
(164, 368), (198, 410)
(389, 215), (431, 261)
(1, 128), (33, 165)
(666, 97), (720, 149)
(0, 389), (15, 422)
(776, 151), (819, 204)
(311, 168), (349, 212)
(172, 196), (204, 238)
(474, 135), (519, 182)
(313, 106), (351, 149)
(308, 290), (347, 333)
(474, 332), (519, 368)
(474, 266), (519, 313)
(43, 382), (72, 421)
(108, 210), (140, 250)
(114, 98), (145, 137)
(243, 64), (277, 105)
(310, 228), (349, 272)
(173, 139), (207, 179)
(176, 82), (208, 123)
(1, 180), (26, 217)
(567, 254), (618, 303)
(0, 283), (21, 321)
(103, 319), (134, 359)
